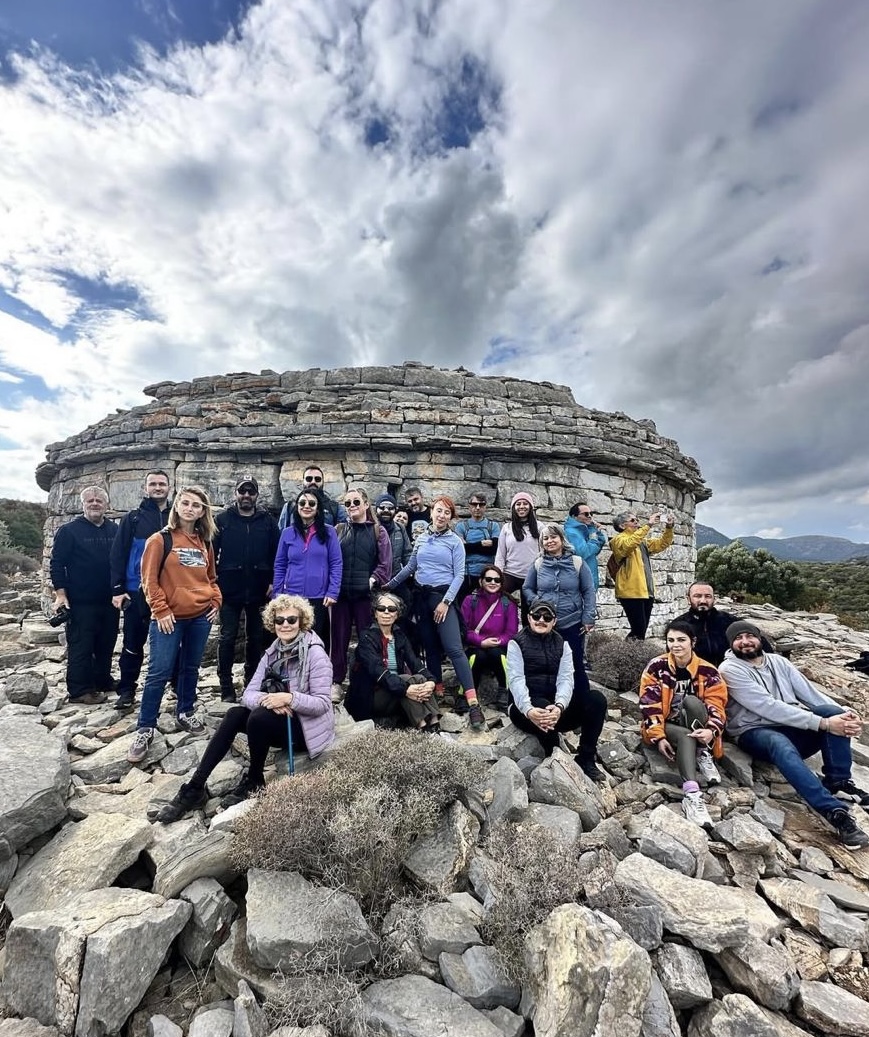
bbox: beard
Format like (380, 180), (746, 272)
(732, 644), (764, 660)
(691, 603), (711, 613)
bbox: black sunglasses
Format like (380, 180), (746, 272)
(375, 605), (399, 614)
(298, 498), (318, 508)
(345, 498), (364, 507)
(481, 576), (502, 584)
(529, 610), (556, 622)
(237, 488), (257, 495)
(274, 615), (300, 626)
(304, 475), (324, 484)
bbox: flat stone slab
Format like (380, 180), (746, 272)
(790, 869), (869, 913)
(0, 715), (70, 854)
(362, 975), (503, 1037)
(69, 731), (169, 784)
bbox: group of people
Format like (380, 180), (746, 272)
(48, 470), (869, 846)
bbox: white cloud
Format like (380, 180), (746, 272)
(754, 527), (785, 539)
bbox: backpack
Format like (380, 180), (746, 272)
(606, 553), (624, 581)
(534, 555), (584, 575)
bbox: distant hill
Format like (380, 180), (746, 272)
(696, 523), (869, 563)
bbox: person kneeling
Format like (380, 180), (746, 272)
(506, 597), (608, 782)
(152, 594), (335, 821)
(345, 592), (440, 732)
(639, 620), (728, 827)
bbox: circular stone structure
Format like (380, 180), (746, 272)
(37, 362), (709, 632)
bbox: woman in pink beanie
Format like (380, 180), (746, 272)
(495, 492), (541, 608)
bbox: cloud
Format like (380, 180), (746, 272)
(754, 527), (785, 539)
(0, 0), (866, 540)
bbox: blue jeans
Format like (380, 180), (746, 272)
(738, 703), (851, 814)
(137, 613), (213, 730)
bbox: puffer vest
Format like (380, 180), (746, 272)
(514, 627), (565, 704)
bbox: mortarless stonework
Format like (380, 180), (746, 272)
(36, 363), (709, 634)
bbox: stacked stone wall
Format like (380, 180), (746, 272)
(36, 363), (709, 634)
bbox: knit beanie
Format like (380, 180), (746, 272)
(725, 620), (764, 646)
(374, 493), (397, 508)
(511, 491), (534, 509)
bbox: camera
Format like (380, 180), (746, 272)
(48, 605), (71, 628)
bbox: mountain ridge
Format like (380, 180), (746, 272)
(696, 524), (869, 562)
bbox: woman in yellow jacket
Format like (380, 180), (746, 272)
(609, 510), (674, 639)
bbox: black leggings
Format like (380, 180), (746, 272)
(618, 597), (654, 639)
(466, 645), (508, 689)
(188, 705), (306, 789)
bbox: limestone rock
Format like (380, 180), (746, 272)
(523, 902), (651, 1037)
(760, 876), (869, 951)
(642, 972), (681, 1037)
(70, 730), (170, 784)
(361, 974), (503, 1037)
(4, 672), (49, 706)
(714, 813), (778, 856)
(213, 920), (285, 1003)
(5, 812), (154, 917)
(179, 877), (238, 967)
(613, 853), (782, 951)
(688, 994), (813, 1037)
(233, 980), (268, 1037)
(521, 802), (582, 844)
(147, 1018), (183, 1037)
(152, 827), (237, 898)
(189, 1008), (233, 1037)
(404, 800), (480, 893)
(796, 980), (869, 1036)
(528, 748), (606, 829)
(0, 1021), (61, 1037)
(718, 938), (800, 1011)
(790, 869), (869, 912)
(478, 757), (528, 825)
(418, 901), (481, 961)
(638, 828), (697, 877)
(3, 887), (191, 1037)
(653, 943), (712, 1009)
(647, 803), (709, 878)
(751, 797), (786, 836)
(0, 715), (69, 854)
(439, 945), (521, 1011)
(245, 869), (378, 970)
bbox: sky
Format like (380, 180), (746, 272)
(0, 0), (867, 543)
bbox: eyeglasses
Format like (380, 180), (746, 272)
(304, 474), (324, 484)
(274, 615), (300, 626)
(481, 576), (502, 584)
(529, 610), (556, 622)
(345, 498), (364, 507)
(626, 517), (639, 524)
(298, 498), (317, 508)
(375, 605), (399, 614)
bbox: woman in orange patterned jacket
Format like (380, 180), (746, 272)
(639, 619), (728, 827)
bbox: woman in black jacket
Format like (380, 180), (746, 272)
(346, 592), (439, 731)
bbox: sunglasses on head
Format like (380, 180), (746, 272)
(304, 474), (324, 484)
(274, 615), (300, 626)
(529, 610), (556, 622)
(481, 575), (502, 584)
(375, 604), (399, 613)
(345, 497), (364, 507)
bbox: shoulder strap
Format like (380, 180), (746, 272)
(474, 599), (500, 634)
(572, 556), (583, 572)
(534, 556), (542, 572)
(158, 529), (173, 578)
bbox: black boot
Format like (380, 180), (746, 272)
(150, 782), (208, 823)
(576, 750), (606, 784)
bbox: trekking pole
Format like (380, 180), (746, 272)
(286, 715), (295, 776)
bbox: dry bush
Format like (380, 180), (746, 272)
(265, 949), (368, 1037)
(587, 635), (660, 693)
(231, 729), (485, 919)
(479, 820), (587, 982)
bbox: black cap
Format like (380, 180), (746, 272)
(235, 475), (259, 493)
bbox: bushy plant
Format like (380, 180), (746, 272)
(587, 634), (660, 693)
(231, 730), (485, 919)
(480, 821), (587, 982)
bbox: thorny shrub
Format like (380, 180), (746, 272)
(231, 729), (485, 920)
(479, 820), (588, 983)
(586, 632), (661, 693)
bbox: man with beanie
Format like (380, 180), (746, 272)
(720, 620), (869, 848)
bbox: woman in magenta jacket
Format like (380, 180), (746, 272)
(460, 564), (519, 713)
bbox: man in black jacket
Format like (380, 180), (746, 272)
(110, 470), (172, 709)
(673, 582), (740, 666)
(50, 486), (119, 705)
(214, 476), (280, 701)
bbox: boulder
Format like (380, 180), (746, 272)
(789, 869), (869, 913)
(653, 943), (712, 1009)
(796, 980), (869, 1036)
(0, 715), (69, 854)
(521, 802), (582, 845)
(361, 975), (503, 1037)
(152, 827), (237, 898)
(404, 800), (480, 893)
(4, 672), (49, 706)
(213, 920), (285, 1003)
(718, 938), (800, 1011)
(439, 945), (521, 1010)
(642, 972), (681, 1037)
(69, 732), (169, 784)
(478, 757), (529, 825)
(760, 877), (869, 951)
(233, 980), (268, 1037)
(688, 994), (813, 1036)
(178, 877), (238, 967)
(714, 813), (778, 857)
(528, 748), (604, 829)
(418, 901), (481, 961)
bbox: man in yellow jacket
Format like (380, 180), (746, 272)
(609, 511), (674, 639)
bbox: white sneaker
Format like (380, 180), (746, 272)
(696, 749), (721, 786)
(682, 790), (713, 828)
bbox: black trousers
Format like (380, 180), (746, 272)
(466, 645), (508, 689)
(66, 602), (119, 698)
(217, 602), (267, 691)
(618, 597), (655, 639)
(189, 705), (306, 789)
(508, 687), (607, 759)
(118, 591), (150, 694)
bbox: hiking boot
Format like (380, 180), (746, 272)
(115, 689), (135, 711)
(176, 711), (205, 735)
(453, 694), (470, 716)
(823, 778), (869, 808)
(467, 703), (485, 730)
(696, 749), (721, 786)
(221, 775), (264, 808)
(576, 755), (607, 784)
(151, 782), (208, 823)
(826, 808), (869, 848)
(71, 691), (107, 706)
(127, 728), (155, 764)
(220, 688), (236, 703)
(681, 790), (713, 828)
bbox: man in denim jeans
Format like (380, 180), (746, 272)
(720, 620), (869, 848)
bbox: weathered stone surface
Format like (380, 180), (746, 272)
(688, 994), (813, 1037)
(782, 928), (828, 981)
(68, 773), (182, 820)
(760, 876), (869, 951)
(404, 800), (480, 893)
(478, 757), (528, 824)
(528, 748), (604, 830)
(522, 802), (582, 844)
(214, 920), (285, 1003)
(439, 945), (521, 1010)
(147, 1017), (183, 1037)
(4, 887), (190, 1037)
(0, 1021), (61, 1037)
(246, 869), (378, 969)
(418, 901), (481, 961)
(577, 815), (632, 860)
(152, 827), (237, 898)
(69, 731), (169, 784)
(178, 877), (238, 967)
(714, 813), (777, 856)
(361, 974), (503, 1037)
(189, 1008), (233, 1037)
(750, 796), (786, 836)
(5, 812), (153, 917)
(647, 803), (709, 878)
(638, 828), (698, 877)
(718, 938), (800, 1011)
(613, 853), (781, 951)
(0, 715), (69, 853)
(796, 980), (869, 1035)
(642, 972), (681, 1037)
(790, 868), (869, 912)
(523, 903), (651, 1037)
(5, 672), (49, 706)
(233, 979), (268, 1037)
(653, 943), (712, 1009)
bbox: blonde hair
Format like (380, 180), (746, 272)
(168, 485), (218, 542)
(263, 594), (315, 633)
(343, 486), (380, 534)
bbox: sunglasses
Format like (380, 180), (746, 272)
(377, 504), (396, 511)
(237, 488), (257, 495)
(578, 511), (593, 517)
(298, 499), (318, 508)
(469, 501), (485, 507)
(304, 475), (324, 484)
(481, 576), (502, 584)
(375, 605), (399, 614)
(345, 498), (364, 507)
(274, 615), (300, 626)
(529, 610), (556, 622)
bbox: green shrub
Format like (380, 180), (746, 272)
(587, 634), (660, 693)
(231, 730), (485, 920)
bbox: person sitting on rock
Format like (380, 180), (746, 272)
(639, 620), (728, 827)
(151, 594), (334, 821)
(505, 597), (607, 782)
(720, 620), (869, 849)
(345, 591), (439, 731)
(460, 565), (518, 713)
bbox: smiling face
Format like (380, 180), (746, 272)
(513, 500), (531, 519)
(528, 607), (556, 632)
(296, 493), (319, 524)
(81, 491), (108, 525)
(731, 632), (764, 660)
(273, 609), (301, 643)
(344, 490), (368, 522)
(373, 595), (400, 631)
(145, 473), (170, 504)
(541, 530), (564, 556)
(405, 492), (423, 512)
(431, 500), (452, 530)
(666, 629), (694, 664)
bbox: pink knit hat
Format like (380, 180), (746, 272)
(511, 492), (535, 509)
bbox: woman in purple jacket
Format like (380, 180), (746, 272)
(150, 594), (335, 821)
(461, 564), (519, 713)
(272, 487), (342, 651)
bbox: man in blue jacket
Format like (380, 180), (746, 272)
(214, 476), (280, 701)
(564, 502), (607, 591)
(110, 470), (171, 709)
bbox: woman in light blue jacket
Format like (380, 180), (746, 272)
(564, 501), (607, 591)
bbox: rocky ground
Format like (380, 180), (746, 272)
(2, 572), (869, 1037)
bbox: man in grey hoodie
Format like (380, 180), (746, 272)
(720, 620), (869, 848)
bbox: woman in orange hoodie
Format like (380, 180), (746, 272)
(128, 485), (222, 764)
(639, 619), (728, 827)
